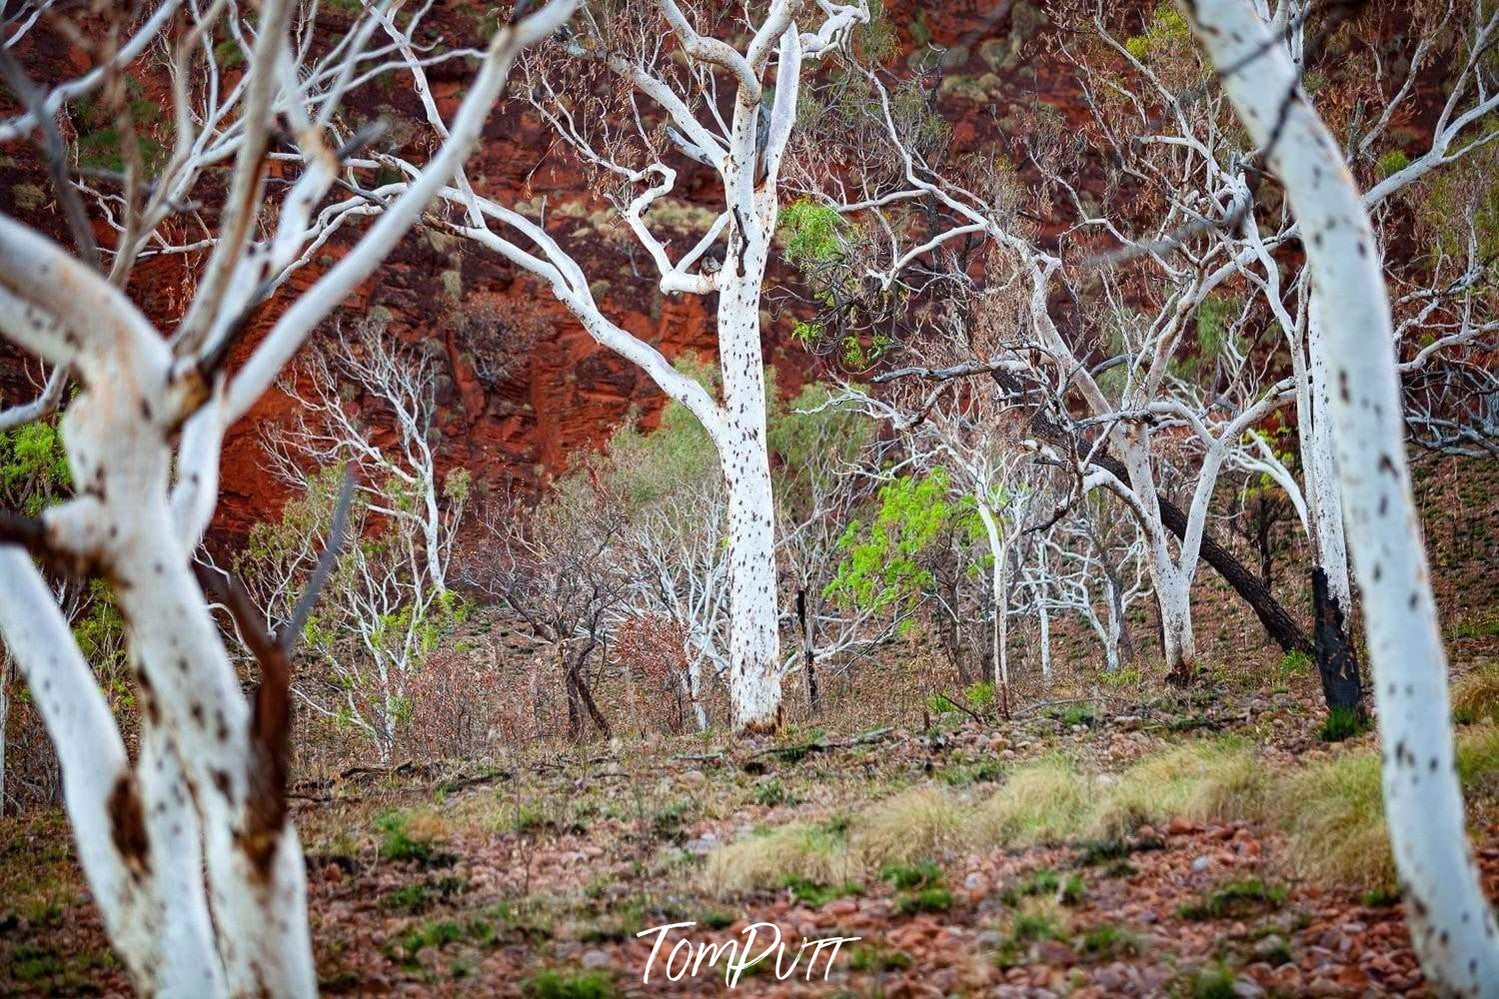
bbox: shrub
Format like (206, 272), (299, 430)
(852, 788), (966, 866)
(1084, 738), (1267, 838)
(1318, 706), (1371, 743)
(1452, 666), (1499, 725)
(703, 822), (857, 893)
(971, 754), (1090, 847)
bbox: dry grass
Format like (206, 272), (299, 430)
(1276, 725), (1499, 890)
(1083, 738), (1268, 839)
(701, 728), (1499, 900)
(702, 822), (859, 893)
(970, 754), (1090, 848)
(851, 787), (967, 866)
(1275, 746), (1390, 889)
(1453, 665), (1499, 725)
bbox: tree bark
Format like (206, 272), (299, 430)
(1311, 566), (1364, 716)
(797, 589), (820, 715)
(1184, 1), (1499, 990)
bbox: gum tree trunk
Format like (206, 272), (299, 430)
(1305, 308), (1364, 713)
(717, 211), (783, 732)
(1183, 1), (1499, 991)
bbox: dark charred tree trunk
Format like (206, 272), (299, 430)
(1255, 505), (1274, 589)
(1312, 567), (1365, 717)
(797, 589), (819, 715)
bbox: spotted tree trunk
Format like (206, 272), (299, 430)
(1182, 1), (1498, 991)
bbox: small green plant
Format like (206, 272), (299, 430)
(1360, 885), (1401, 908)
(1060, 873), (1086, 905)
(965, 680), (997, 711)
(1100, 666), (1144, 687)
(1318, 706), (1371, 743)
(1045, 703), (1097, 727)
(1177, 879), (1287, 921)
(891, 886), (954, 916)
(520, 969), (617, 999)
(384, 920), (464, 962)
(650, 800), (693, 840)
(1376, 149), (1411, 179)
(848, 945), (913, 972)
(1188, 962), (1239, 999)
(784, 877), (861, 908)
(1080, 923), (1142, 957)
(753, 779), (790, 807)
(376, 812), (434, 864)
(881, 859), (944, 891)
(1277, 650), (1312, 678)
(385, 883), (431, 912)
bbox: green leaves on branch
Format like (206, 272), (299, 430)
(825, 468), (980, 628)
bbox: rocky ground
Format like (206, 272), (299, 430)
(5, 668), (1498, 998)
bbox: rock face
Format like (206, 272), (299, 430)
(0, 2), (1090, 538)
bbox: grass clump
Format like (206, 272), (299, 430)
(993, 898), (1067, 968)
(1453, 666), (1499, 725)
(891, 885), (955, 916)
(1080, 923), (1142, 957)
(970, 754), (1090, 848)
(1276, 748), (1389, 889)
(1318, 705), (1372, 743)
(520, 969), (617, 999)
(851, 788), (965, 866)
(1187, 962), (1239, 999)
(784, 877), (861, 908)
(1084, 738), (1267, 838)
(375, 810), (449, 865)
(848, 945), (913, 972)
(703, 821), (857, 893)
(880, 859), (943, 890)
(1177, 879), (1287, 921)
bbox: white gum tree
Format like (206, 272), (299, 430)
(1181, 0), (1499, 991)
(0, 1), (576, 992)
(355, 0), (871, 730)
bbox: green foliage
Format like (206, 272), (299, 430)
(964, 681), (997, 711)
(826, 468), (978, 622)
(0, 419), (70, 515)
(1360, 885), (1401, 908)
(1187, 962), (1239, 999)
(779, 198), (847, 266)
(1124, 3), (1191, 61)
(1376, 149), (1410, 179)
(890, 885), (954, 916)
(1318, 706), (1371, 743)
(784, 877), (861, 908)
(1177, 879), (1287, 921)
(520, 969), (618, 998)
(880, 859), (943, 891)
(1081, 923), (1142, 957)
(72, 80), (165, 175)
(1193, 293), (1241, 361)
(376, 811), (435, 864)
(1277, 650), (1313, 678)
